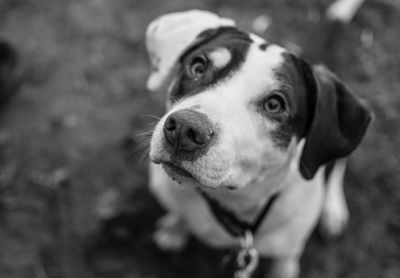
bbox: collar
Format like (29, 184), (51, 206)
(198, 189), (280, 238)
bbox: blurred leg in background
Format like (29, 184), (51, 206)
(0, 40), (22, 108)
(302, 0), (365, 68)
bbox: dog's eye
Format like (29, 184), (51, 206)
(263, 94), (286, 114)
(188, 56), (208, 79)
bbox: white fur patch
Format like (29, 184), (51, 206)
(211, 41), (285, 118)
(249, 33), (266, 44)
(209, 47), (232, 69)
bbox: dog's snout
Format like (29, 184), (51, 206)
(163, 109), (214, 153)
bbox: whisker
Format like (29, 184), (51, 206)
(170, 96), (180, 104)
(138, 114), (161, 121)
(134, 120), (158, 139)
(128, 116), (163, 163)
(138, 146), (150, 163)
(129, 137), (151, 156)
(135, 130), (154, 138)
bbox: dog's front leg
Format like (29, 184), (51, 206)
(153, 213), (189, 251)
(149, 163), (190, 251)
(266, 257), (300, 278)
(320, 158), (349, 238)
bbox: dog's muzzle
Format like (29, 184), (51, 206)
(163, 109), (215, 156)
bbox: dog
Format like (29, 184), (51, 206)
(145, 10), (371, 278)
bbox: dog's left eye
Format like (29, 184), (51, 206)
(263, 94), (286, 114)
(188, 56), (208, 79)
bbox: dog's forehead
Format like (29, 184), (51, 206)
(185, 29), (287, 75)
(244, 41), (286, 82)
(182, 27), (251, 58)
(219, 39), (287, 100)
(171, 27), (307, 108)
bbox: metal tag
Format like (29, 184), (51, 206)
(234, 247), (259, 278)
(234, 231), (259, 278)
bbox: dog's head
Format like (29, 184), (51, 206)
(147, 11), (372, 190)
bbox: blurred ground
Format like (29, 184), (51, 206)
(0, 0), (399, 277)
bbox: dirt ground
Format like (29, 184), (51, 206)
(0, 0), (399, 277)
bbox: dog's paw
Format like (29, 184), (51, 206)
(268, 257), (300, 278)
(153, 214), (188, 251)
(319, 197), (349, 238)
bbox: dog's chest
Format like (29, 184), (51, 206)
(149, 163), (325, 256)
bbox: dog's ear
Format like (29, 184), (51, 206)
(299, 64), (372, 180)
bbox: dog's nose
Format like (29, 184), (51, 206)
(163, 109), (214, 153)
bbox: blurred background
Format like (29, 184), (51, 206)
(0, 0), (399, 277)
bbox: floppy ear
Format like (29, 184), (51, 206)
(299, 65), (372, 180)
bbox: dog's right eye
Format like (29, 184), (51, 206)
(262, 93), (287, 114)
(187, 55), (208, 80)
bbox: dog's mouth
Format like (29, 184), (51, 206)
(162, 161), (195, 180)
(161, 161), (232, 190)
